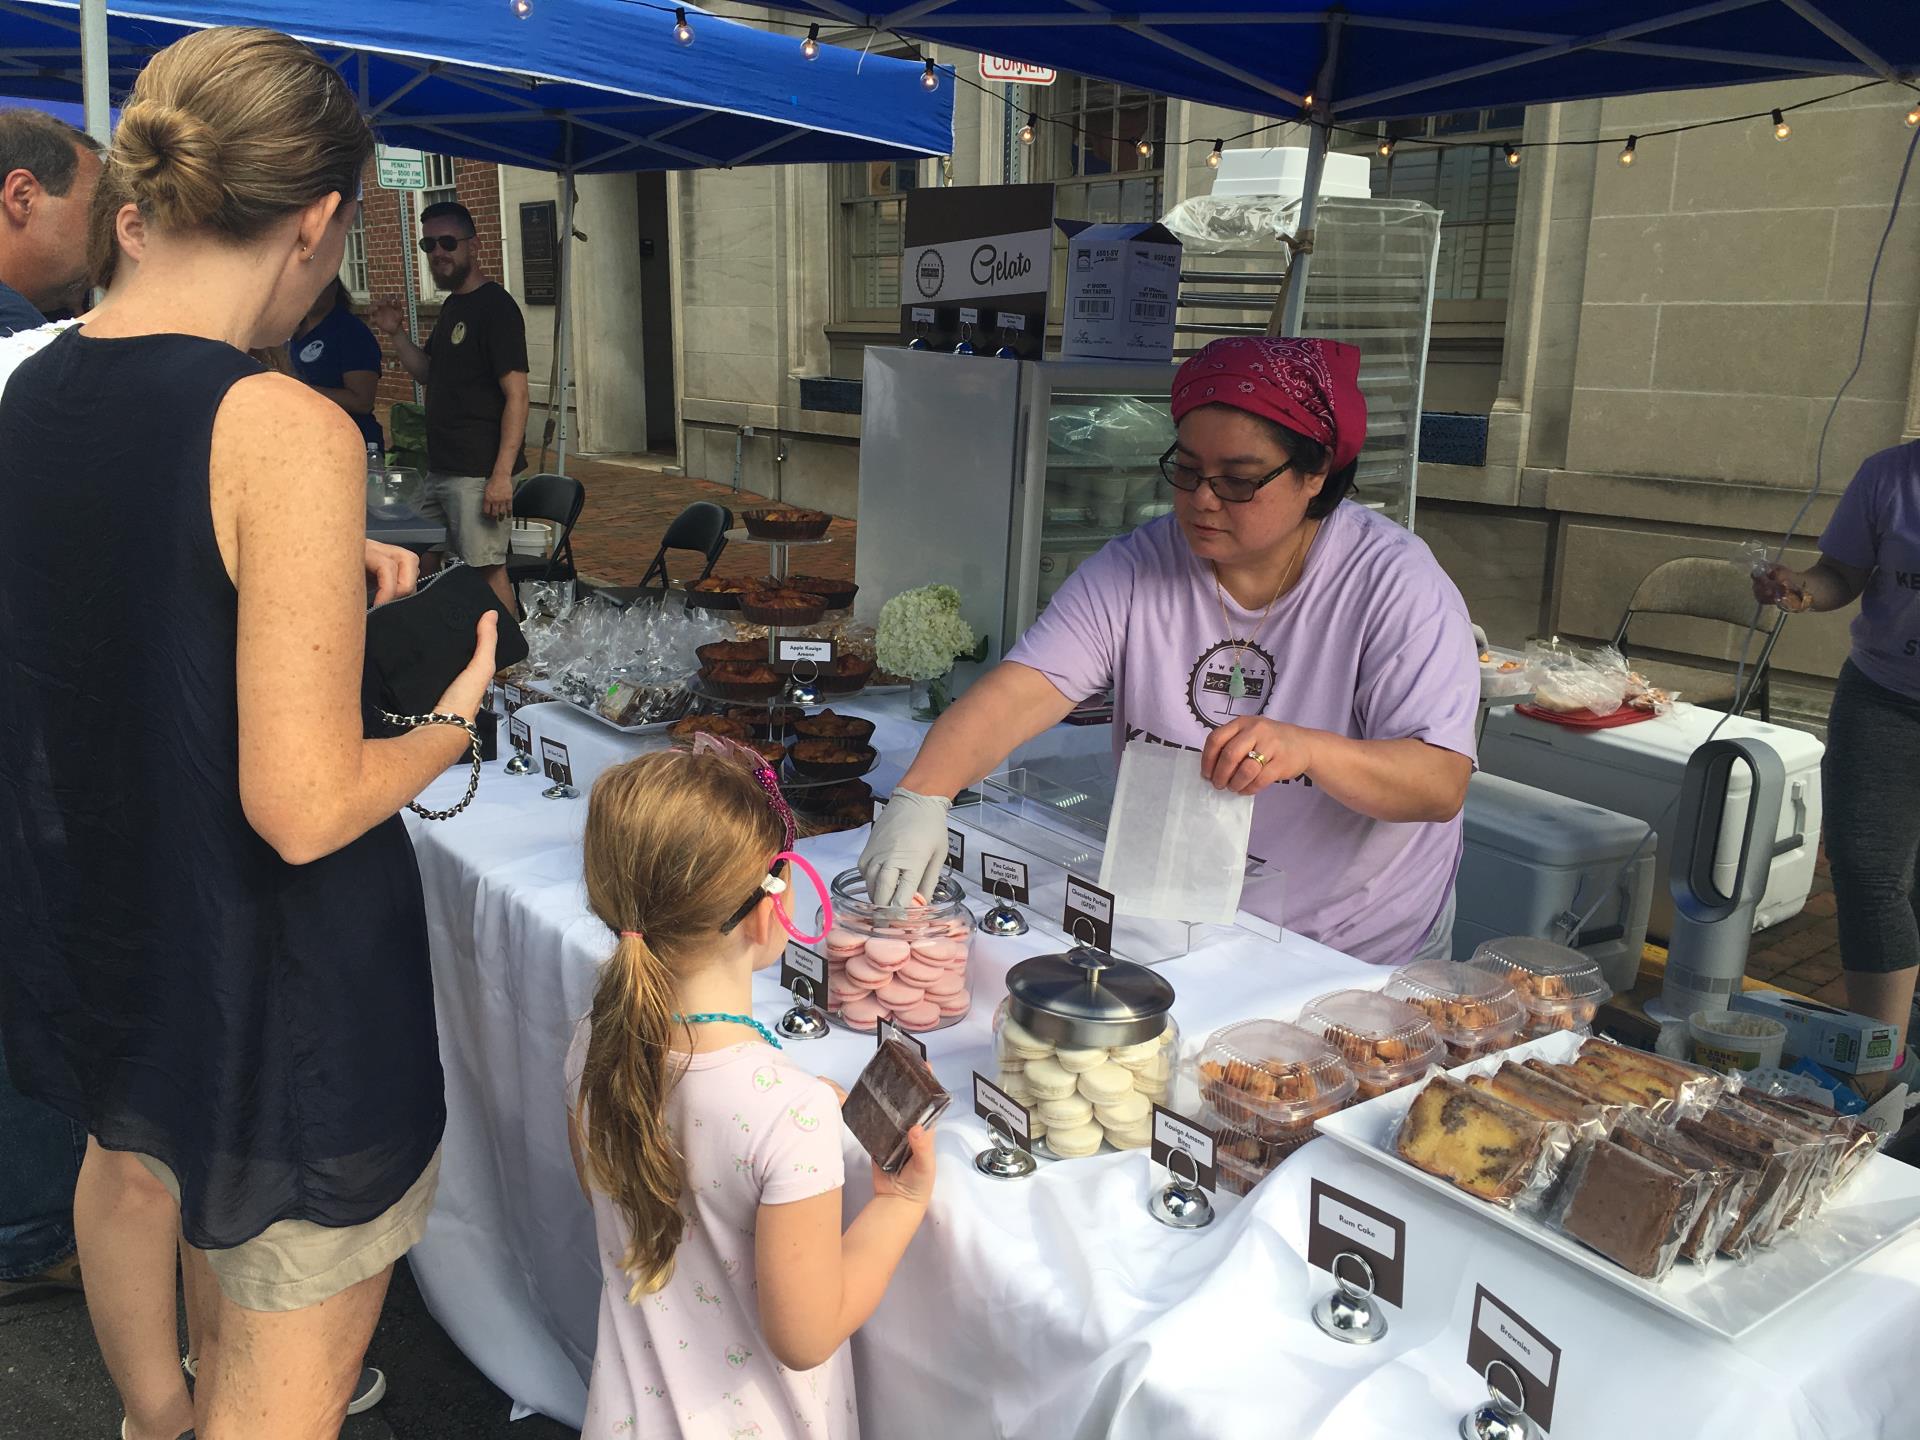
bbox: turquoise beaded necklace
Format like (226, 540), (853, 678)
(672, 1011), (782, 1050)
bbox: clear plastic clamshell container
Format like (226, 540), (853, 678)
(1295, 990), (1445, 1102)
(1381, 958), (1528, 1064)
(1191, 1019), (1357, 1196)
(1466, 936), (1612, 1039)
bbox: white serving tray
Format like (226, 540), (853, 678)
(1313, 1032), (1920, 1339)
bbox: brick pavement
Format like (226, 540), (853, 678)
(549, 456), (1855, 1002)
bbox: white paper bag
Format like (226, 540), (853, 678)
(1098, 739), (1254, 925)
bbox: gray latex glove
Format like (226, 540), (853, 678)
(858, 788), (952, 909)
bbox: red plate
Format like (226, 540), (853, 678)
(1515, 703), (1658, 730)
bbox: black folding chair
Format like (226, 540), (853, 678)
(637, 500), (732, 591)
(506, 473), (586, 587)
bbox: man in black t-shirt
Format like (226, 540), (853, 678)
(373, 201), (530, 608)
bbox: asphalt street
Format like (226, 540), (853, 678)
(0, 1259), (579, 1440)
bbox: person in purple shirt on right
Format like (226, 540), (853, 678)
(1755, 440), (1920, 1077)
(860, 337), (1479, 966)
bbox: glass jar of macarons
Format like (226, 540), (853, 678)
(990, 945), (1179, 1159)
(820, 869), (975, 1033)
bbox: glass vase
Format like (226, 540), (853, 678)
(909, 674), (952, 720)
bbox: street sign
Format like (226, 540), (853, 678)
(376, 145), (428, 191)
(980, 55), (1057, 85)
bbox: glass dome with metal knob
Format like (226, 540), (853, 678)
(991, 946), (1179, 1161)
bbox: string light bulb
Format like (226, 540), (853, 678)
(1772, 108), (1791, 141)
(1619, 134), (1638, 167)
(801, 22), (819, 59)
(1908, 103), (1920, 127)
(1378, 136), (1394, 158)
(921, 58), (938, 90)
(1136, 137), (1153, 159)
(509, 0), (532, 16)
(1504, 144), (1521, 167)
(673, 7), (693, 44)
(1020, 112), (1036, 145)
(1302, 92), (1314, 110)
(1207, 139), (1223, 168)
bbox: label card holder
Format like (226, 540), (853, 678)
(539, 738), (573, 787)
(973, 1073), (1032, 1147)
(779, 943), (827, 1000)
(946, 829), (965, 870)
(1149, 1104), (1217, 1193)
(980, 852), (1030, 905)
(1466, 1286), (1561, 1430)
(1307, 1181), (1407, 1308)
(996, 311), (1028, 332)
(507, 715), (532, 755)
(1063, 875), (1115, 952)
(774, 638), (835, 674)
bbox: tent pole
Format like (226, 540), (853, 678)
(1277, 119), (1327, 337)
(554, 168), (575, 476)
(79, 0), (110, 145)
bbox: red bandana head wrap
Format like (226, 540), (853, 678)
(1170, 336), (1367, 476)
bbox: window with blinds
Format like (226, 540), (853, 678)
(1354, 109), (1524, 302)
(835, 158), (921, 322)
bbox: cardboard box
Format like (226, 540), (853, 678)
(1057, 220), (1182, 362)
(1728, 991), (1902, 1075)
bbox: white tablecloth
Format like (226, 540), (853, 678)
(403, 700), (1920, 1440)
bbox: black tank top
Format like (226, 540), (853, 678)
(0, 329), (443, 1249)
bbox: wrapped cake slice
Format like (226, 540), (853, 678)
(1575, 1038), (1726, 1118)
(1550, 1137), (1703, 1281)
(1466, 1063), (1610, 1138)
(1675, 1106), (1800, 1256)
(1524, 1057), (1650, 1111)
(1393, 1073), (1563, 1208)
(1607, 1116), (1753, 1267)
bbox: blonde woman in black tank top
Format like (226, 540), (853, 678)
(0, 29), (495, 1440)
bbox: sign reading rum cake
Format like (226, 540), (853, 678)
(899, 183), (1054, 361)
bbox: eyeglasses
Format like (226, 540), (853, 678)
(1159, 444), (1293, 504)
(418, 235), (467, 254)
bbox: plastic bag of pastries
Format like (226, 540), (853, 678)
(1712, 1094), (1842, 1232)
(1756, 1091), (1886, 1199)
(1574, 1037), (1727, 1120)
(1391, 1070), (1573, 1211)
(1606, 1112), (1755, 1268)
(1465, 1061), (1611, 1141)
(1547, 1132), (1706, 1281)
(1673, 1101), (1810, 1256)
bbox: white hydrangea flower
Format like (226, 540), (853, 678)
(876, 584), (980, 682)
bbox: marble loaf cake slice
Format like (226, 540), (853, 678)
(1395, 1074), (1551, 1203)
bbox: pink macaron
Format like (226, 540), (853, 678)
(838, 996), (883, 1030)
(924, 969), (966, 998)
(844, 955), (890, 987)
(863, 937), (911, 967)
(875, 977), (924, 1007)
(828, 982), (872, 1006)
(935, 989), (971, 1016)
(894, 1000), (944, 1030)
(825, 928), (865, 954)
(897, 957), (944, 986)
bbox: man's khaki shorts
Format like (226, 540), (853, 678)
(419, 471), (510, 567)
(136, 1149), (441, 1313)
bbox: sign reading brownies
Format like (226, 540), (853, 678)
(899, 183), (1054, 360)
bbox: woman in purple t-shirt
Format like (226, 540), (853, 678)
(1755, 440), (1919, 1065)
(860, 338), (1479, 966)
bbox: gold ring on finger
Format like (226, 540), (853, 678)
(1248, 750), (1269, 767)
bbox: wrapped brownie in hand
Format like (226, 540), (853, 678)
(843, 1037), (951, 1173)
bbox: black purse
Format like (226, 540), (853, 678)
(363, 566), (529, 820)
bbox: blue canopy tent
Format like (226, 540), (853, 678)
(786, 0), (1918, 326)
(1, 0), (954, 463)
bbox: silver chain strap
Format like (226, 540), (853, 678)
(379, 709), (482, 820)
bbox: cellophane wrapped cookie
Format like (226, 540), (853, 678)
(1464, 937), (1611, 1039)
(1190, 1020), (1356, 1197)
(1381, 959), (1527, 1063)
(1295, 990), (1445, 1101)
(990, 1002), (1178, 1159)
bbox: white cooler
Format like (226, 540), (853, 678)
(1454, 773), (1655, 995)
(1479, 705), (1824, 942)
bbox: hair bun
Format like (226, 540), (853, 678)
(113, 99), (225, 230)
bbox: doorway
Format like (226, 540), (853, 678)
(636, 171), (677, 456)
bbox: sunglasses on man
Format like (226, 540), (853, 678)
(418, 235), (468, 254)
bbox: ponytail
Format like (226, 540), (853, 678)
(577, 930), (686, 1299)
(575, 748), (788, 1301)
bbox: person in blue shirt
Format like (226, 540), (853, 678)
(289, 276), (385, 452)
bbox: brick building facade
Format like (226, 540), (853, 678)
(350, 155), (507, 412)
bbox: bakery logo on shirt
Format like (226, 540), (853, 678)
(1186, 639), (1275, 729)
(450, 321), (468, 345)
(298, 340), (325, 364)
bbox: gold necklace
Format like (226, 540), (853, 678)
(1212, 520), (1315, 701)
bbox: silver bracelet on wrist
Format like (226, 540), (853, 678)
(379, 709), (481, 820)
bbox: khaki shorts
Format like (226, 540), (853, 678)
(136, 1148), (441, 1313)
(420, 471), (510, 566)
